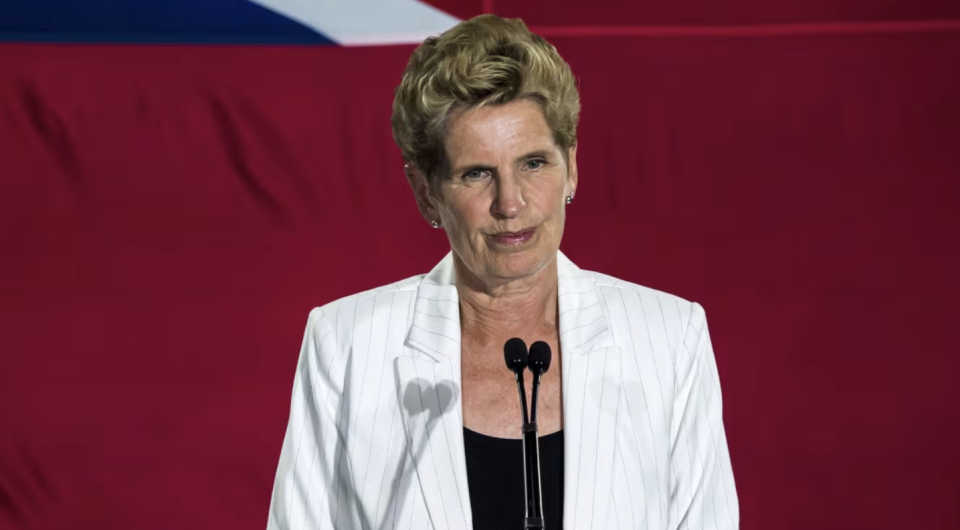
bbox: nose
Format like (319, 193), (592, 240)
(491, 169), (526, 219)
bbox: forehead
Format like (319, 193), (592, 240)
(443, 99), (556, 163)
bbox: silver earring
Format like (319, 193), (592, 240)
(566, 195), (574, 204)
(431, 220), (440, 228)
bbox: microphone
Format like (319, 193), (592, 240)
(504, 337), (530, 424)
(525, 341), (551, 529)
(504, 338), (551, 529)
(527, 341), (552, 425)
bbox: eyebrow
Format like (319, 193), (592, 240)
(516, 150), (553, 163)
(450, 150), (555, 175)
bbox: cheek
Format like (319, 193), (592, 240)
(538, 180), (567, 213)
(447, 197), (487, 230)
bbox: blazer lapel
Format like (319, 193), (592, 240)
(557, 251), (622, 529)
(395, 252), (472, 530)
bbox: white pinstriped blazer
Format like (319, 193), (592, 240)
(266, 250), (739, 530)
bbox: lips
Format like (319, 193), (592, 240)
(492, 227), (536, 246)
(496, 229), (533, 237)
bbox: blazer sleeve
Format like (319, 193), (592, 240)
(266, 308), (357, 530)
(667, 302), (740, 530)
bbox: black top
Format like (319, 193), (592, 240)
(463, 427), (564, 530)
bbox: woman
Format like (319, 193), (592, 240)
(267, 14), (738, 530)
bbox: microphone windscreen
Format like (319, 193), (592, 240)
(528, 341), (552, 374)
(503, 337), (528, 372)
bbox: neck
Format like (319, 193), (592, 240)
(453, 254), (559, 340)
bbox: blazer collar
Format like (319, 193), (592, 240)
(404, 252), (462, 362)
(555, 250), (616, 357)
(403, 250), (615, 362)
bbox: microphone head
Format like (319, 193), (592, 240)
(528, 341), (552, 375)
(503, 337), (528, 373)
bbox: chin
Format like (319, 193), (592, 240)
(487, 246), (553, 280)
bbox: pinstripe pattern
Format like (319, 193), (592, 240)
(266, 251), (739, 529)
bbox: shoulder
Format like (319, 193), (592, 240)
(582, 269), (699, 321)
(578, 268), (705, 341)
(302, 273), (425, 348)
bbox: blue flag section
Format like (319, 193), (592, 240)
(0, 0), (461, 45)
(0, 0), (332, 44)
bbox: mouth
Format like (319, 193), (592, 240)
(490, 227), (536, 246)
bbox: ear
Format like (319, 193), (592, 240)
(403, 163), (441, 226)
(565, 143), (579, 199)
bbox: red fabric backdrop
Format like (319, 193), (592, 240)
(2, 3), (959, 529)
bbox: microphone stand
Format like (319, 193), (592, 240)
(523, 369), (544, 529)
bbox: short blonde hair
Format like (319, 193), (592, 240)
(391, 14), (580, 186)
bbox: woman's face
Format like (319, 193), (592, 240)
(411, 98), (578, 285)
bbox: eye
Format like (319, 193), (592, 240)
(524, 159), (546, 170)
(463, 169), (490, 181)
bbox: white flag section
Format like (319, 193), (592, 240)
(248, 0), (460, 45)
